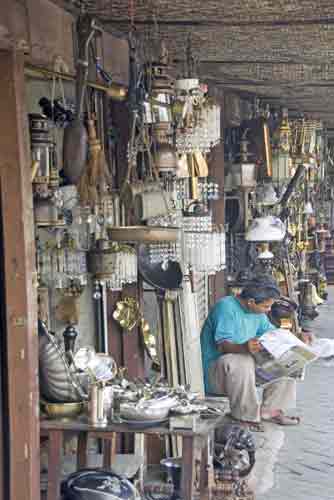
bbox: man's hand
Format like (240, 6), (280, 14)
(300, 331), (314, 345)
(247, 338), (263, 354)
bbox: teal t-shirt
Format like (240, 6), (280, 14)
(200, 295), (275, 393)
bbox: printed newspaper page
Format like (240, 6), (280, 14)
(254, 329), (317, 386)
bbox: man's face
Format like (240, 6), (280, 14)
(246, 298), (275, 314)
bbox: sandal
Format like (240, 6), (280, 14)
(262, 412), (301, 426)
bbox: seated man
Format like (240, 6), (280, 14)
(201, 276), (300, 429)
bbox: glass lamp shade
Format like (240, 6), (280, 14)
(258, 249), (274, 260)
(153, 93), (173, 123)
(144, 95), (173, 126)
(257, 183), (278, 205)
(175, 78), (200, 92)
(231, 163), (256, 189)
(245, 216), (286, 242)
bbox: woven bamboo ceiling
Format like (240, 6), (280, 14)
(56, 0), (334, 125)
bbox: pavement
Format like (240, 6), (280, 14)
(250, 290), (334, 500)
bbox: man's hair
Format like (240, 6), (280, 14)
(240, 275), (280, 304)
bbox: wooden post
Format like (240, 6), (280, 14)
(208, 94), (226, 306)
(0, 49), (40, 500)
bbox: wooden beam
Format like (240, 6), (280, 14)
(0, 49), (39, 500)
(176, 59), (331, 66)
(215, 80), (334, 88)
(104, 17), (334, 28)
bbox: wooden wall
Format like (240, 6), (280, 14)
(0, 0), (129, 85)
(0, 1), (130, 499)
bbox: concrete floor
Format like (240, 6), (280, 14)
(252, 290), (334, 500)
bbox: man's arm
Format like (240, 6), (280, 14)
(257, 314), (276, 336)
(217, 338), (263, 354)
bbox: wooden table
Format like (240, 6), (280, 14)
(41, 414), (225, 500)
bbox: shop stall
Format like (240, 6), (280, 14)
(1, 2), (334, 500)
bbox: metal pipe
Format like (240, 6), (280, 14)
(94, 283), (104, 353)
(279, 163), (306, 211)
(101, 281), (109, 354)
(24, 63), (127, 101)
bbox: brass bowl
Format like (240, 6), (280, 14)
(41, 401), (85, 419)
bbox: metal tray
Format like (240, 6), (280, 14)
(119, 417), (169, 429)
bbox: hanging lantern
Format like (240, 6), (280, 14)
(231, 132), (257, 189)
(29, 113), (59, 196)
(147, 43), (178, 174)
(147, 48), (174, 128)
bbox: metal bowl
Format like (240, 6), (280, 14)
(41, 401), (85, 419)
(120, 403), (170, 421)
(120, 396), (178, 421)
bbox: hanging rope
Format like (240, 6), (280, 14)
(128, 0), (136, 30)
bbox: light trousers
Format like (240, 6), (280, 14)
(208, 353), (296, 422)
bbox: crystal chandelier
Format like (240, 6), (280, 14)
(37, 229), (88, 295)
(174, 79), (221, 154)
(182, 209), (226, 274)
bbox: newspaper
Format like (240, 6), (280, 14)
(254, 329), (317, 386)
(309, 337), (334, 359)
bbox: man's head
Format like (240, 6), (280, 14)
(239, 275), (281, 314)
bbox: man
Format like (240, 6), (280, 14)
(201, 276), (300, 429)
